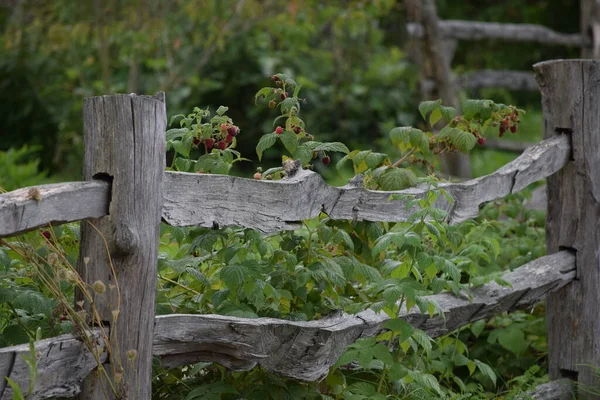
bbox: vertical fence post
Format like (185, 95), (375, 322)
(77, 93), (166, 399)
(535, 60), (600, 397)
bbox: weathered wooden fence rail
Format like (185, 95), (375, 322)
(0, 59), (596, 399)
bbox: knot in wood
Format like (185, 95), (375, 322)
(111, 223), (138, 256)
(283, 159), (302, 178)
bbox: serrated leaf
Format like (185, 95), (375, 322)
(255, 87), (273, 103)
(418, 99), (442, 121)
(497, 327), (529, 355)
(462, 99), (495, 120)
(215, 106), (228, 116)
(313, 142), (350, 154)
(378, 168), (417, 190)
(389, 127), (411, 146)
(372, 343), (393, 365)
(438, 127), (476, 153)
(409, 129), (430, 154)
(293, 144), (313, 165)
(439, 105), (457, 122)
(219, 264), (247, 289)
(279, 130), (298, 155)
(256, 133), (278, 161)
(383, 318), (414, 342)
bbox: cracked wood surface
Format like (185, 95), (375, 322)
(0, 329), (106, 399)
(0, 181), (110, 238)
(1, 136), (570, 238)
(162, 135), (571, 233)
(520, 379), (575, 400)
(407, 20), (585, 47)
(153, 251), (575, 381)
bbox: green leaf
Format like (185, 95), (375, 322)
(294, 144), (313, 165)
(470, 319), (486, 338)
(475, 359), (497, 386)
(5, 377), (25, 400)
(378, 168), (417, 190)
(439, 106), (457, 122)
(219, 264), (247, 289)
(418, 99), (442, 122)
(255, 87), (273, 103)
(411, 329), (433, 354)
(372, 343), (393, 365)
(462, 99), (496, 120)
(256, 133), (278, 161)
(279, 130), (298, 155)
(409, 129), (430, 154)
(389, 127), (411, 146)
(438, 126), (476, 153)
(383, 318), (414, 342)
(312, 142), (350, 154)
(498, 327), (529, 355)
(215, 106), (228, 116)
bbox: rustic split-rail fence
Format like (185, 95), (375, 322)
(405, 0), (599, 162)
(0, 59), (597, 399)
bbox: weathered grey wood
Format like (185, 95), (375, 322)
(456, 69), (538, 92)
(163, 135), (570, 233)
(519, 379), (575, 400)
(407, 20), (586, 47)
(581, 0), (600, 59)
(0, 330), (107, 399)
(0, 181), (110, 238)
(77, 93), (166, 399)
(153, 251), (575, 381)
(404, 0), (471, 178)
(536, 59), (600, 398)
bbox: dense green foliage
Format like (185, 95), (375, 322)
(0, 0), (585, 398)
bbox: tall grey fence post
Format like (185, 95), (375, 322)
(77, 93), (166, 399)
(535, 60), (600, 398)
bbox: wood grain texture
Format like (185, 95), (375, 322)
(0, 330), (106, 399)
(519, 379), (575, 400)
(536, 59), (600, 397)
(163, 135), (570, 233)
(0, 181), (110, 238)
(456, 69), (538, 92)
(153, 251), (575, 381)
(77, 93), (166, 399)
(407, 20), (585, 47)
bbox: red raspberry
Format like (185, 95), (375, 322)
(253, 172), (261, 180)
(272, 75), (280, 82)
(225, 134), (234, 143)
(41, 230), (51, 239)
(205, 138), (215, 150)
(499, 125), (507, 136)
(293, 126), (302, 134)
(322, 156), (331, 166)
(510, 125), (517, 134)
(477, 137), (486, 146)
(275, 126), (284, 135)
(193, 138), (201, 146)
(217, 141), (227, 150)
(227, 126), (239, 136)
(280, 93), (287, 100)
(220, 123), (228, 132)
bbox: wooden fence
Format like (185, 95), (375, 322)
(0, 59), (597, 399)
(405, 0), (599, 162)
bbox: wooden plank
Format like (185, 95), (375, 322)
(163, 135), (570, 233)
(407, 20), (586, 47)
(153, 251), (575, 381)
(456, 69), (538, 92)
(519, 379), (575, 400)
(0, 181), (110, 238)
(77, 93), (166, 399)
(0, 330), (107, 399)
(536, 59), (600, 397)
